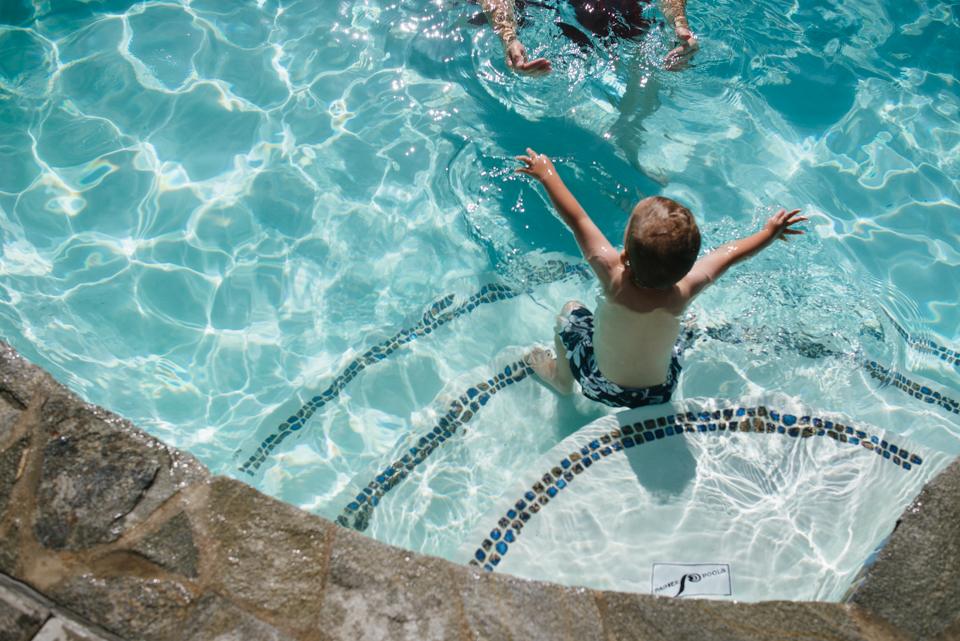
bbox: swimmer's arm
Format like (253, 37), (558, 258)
(660, 0), (688, 29)
(660, 0), (692, 26)
(660, 0), (699, 70)
(478, 0), (552, 76)
(479, 0), (517, 44)
(515, 148), (620, 289)
(680, 208), (807, 299)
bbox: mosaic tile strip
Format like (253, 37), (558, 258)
(335, 360), (534, 532)
(703, 325), (842, 360)
(467, 405), (923, 573)
(885, 310), (960, 370)
(841, 534), (891, 604)
(862, 361), (960, 415)
(238, 253), (956, 508)
(703, 323), (960, 418)
(515, 259), (592, 287)
(238, 259), (591, 475)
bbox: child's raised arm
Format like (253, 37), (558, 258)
(515, 148), (621, 289)
(681, 208), (806, 297)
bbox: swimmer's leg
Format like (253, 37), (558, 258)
(526, 301), (581, 395)
(526, 346), (571, 395)
(608, 69), (668, 184)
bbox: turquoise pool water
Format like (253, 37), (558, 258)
(1, 0), (958, 599)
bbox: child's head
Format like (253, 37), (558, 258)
(624, 196), (701, 289)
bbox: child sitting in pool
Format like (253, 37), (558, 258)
(516, 147), (806, 408)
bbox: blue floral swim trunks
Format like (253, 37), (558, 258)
(557, 305), (682, 409)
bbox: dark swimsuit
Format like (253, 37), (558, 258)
(565, 0), (652, 41)
(469, 0), (653, 45)
(557, 305), (683, 409)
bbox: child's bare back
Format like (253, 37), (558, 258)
(592, 298), (680, 389)
(515, 147), (806, 408)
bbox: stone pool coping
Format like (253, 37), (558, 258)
(1, 338), (957, 640)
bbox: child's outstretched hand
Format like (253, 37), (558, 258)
(664, 27), (699, 71)
(506, 41), (552, 77)
(764, 208), (807, 242)
(515, 148), (558, 183)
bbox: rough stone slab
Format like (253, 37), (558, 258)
(175, 591), (298, 641)
(698, 600), (911, 640)
(598, 591), (908, 640)
(933, 615), (960, 641)
(131, 511), (200, 578)
(32, 616), (121, 641)
(0, 580), (49, 641)
(203, 477), (329, 635)
(0, 395), (22, 442)
(30, 391), (208, 551)
(0, 520), (20, 575)
(0, 341), (50, 420)
(851, 455), (960, 639)
(319, 525), (460, 641)
(458, 567), (605, 641)
(0, 436), (28, 519)
(47, 575), (192, 641)
(0, 574), (126, 641)
(33, 426), (160, 551)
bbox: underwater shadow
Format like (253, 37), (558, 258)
(623, 434), (698, 501)
(551, 396), (611, 442)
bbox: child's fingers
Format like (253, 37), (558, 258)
(517, 59), (552, 77)
(516, 154), (532, 164)
(773, 208), (803, 220)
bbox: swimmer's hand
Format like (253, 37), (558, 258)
(506, 40), (552, 77)
(515, 147), (559, 182)
(664, 27), (699, 71)
(764, 208), (807, 242)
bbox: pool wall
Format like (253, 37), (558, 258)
(1, 338), (957, 641)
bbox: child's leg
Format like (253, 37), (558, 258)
(526, 301), (582, 395)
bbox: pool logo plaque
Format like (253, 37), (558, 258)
(651, 563), (732, 598)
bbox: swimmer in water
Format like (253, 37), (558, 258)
(476, 0), (699, 76)
(515, 147), (806, 408)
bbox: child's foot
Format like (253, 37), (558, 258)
(525, 347), (574, 395)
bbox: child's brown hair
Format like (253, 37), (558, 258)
(625, 196), (701, 289)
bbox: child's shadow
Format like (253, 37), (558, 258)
(623, 434), (698, 502)
(552, 398), (611, 442)
(551, 399), (697, 500)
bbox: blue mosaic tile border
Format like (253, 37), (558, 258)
(467, 405), (924, 573)
(863, 360), (960, 415)
(236, 254), (957, 518)
(886, 310), (960, 369)
(238, 260), (590, 475)
(703, 324), (960, 418)
(841, 534), (891, 603)
(703, 325), (842, 360)
(335, 360), (534, 531)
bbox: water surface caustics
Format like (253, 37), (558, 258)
(0, 0), (958, 584)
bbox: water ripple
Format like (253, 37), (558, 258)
(0, 0), (958, 575)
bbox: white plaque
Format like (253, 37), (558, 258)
(651, 563), (732, 598)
